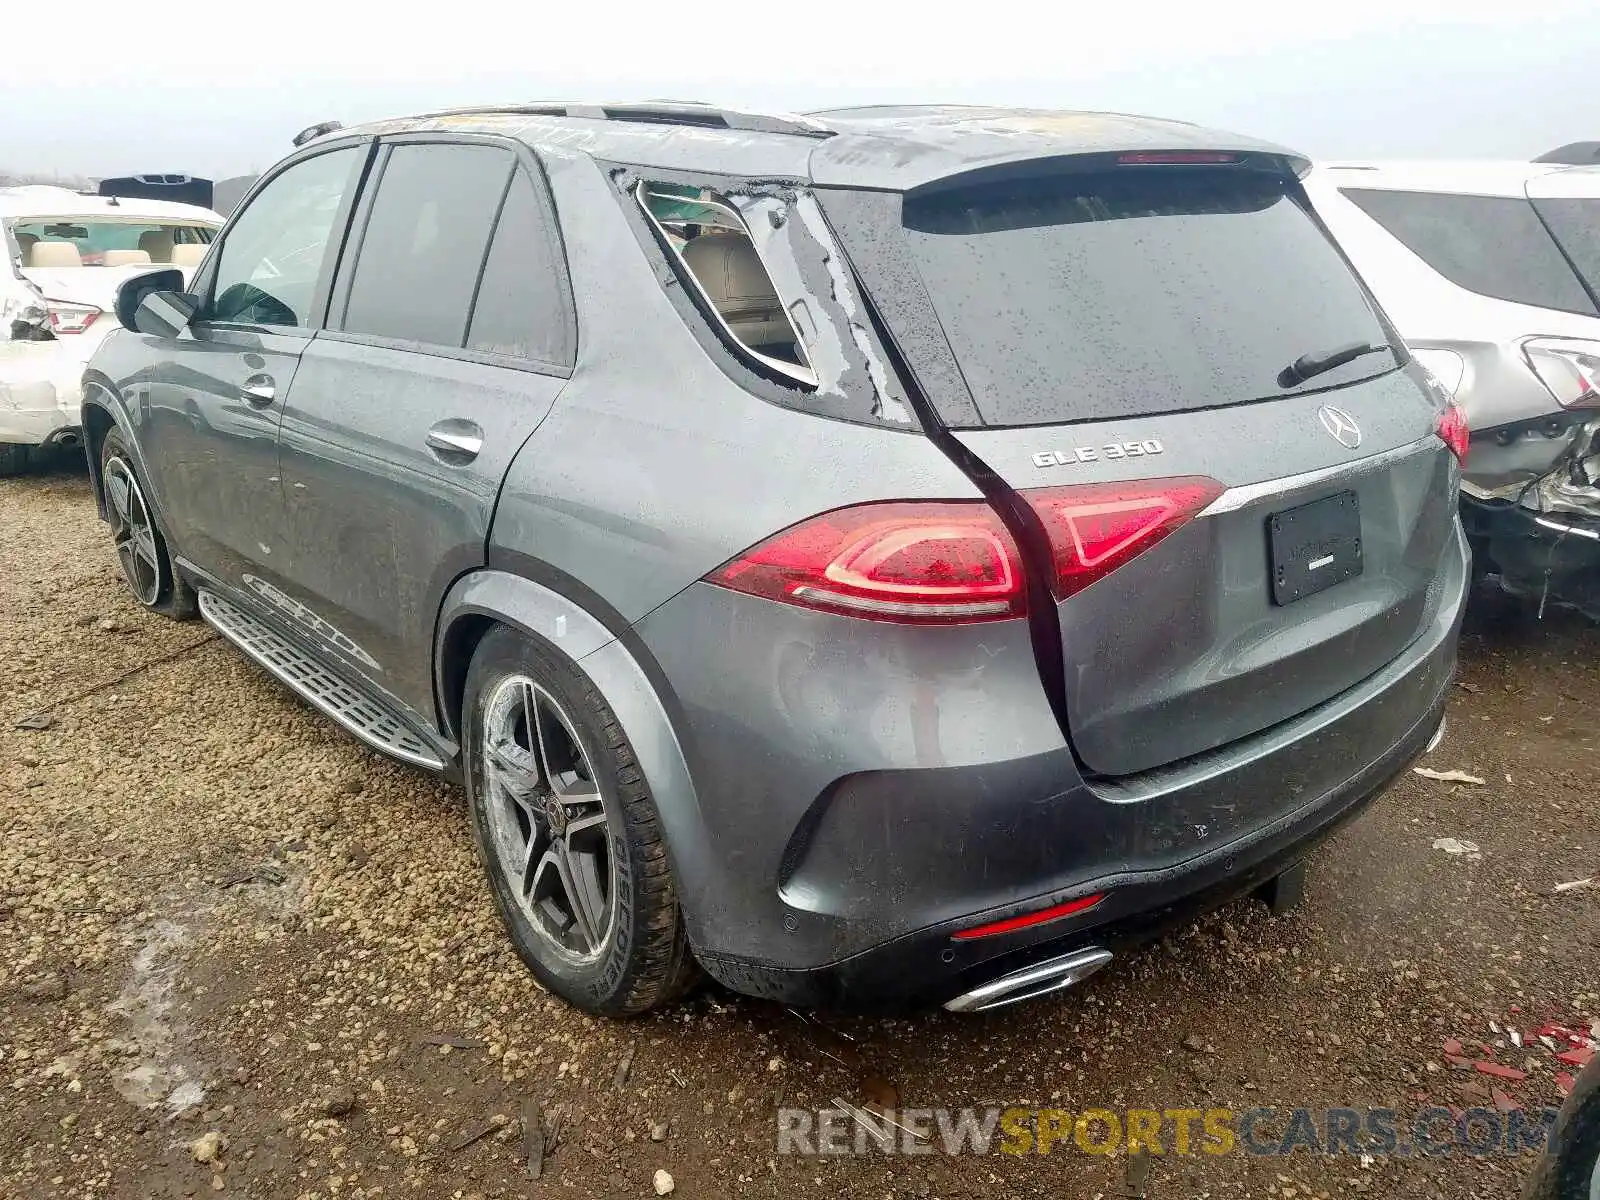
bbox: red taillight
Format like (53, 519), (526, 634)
(952, 892), (1106, 940)
(1116, 151), (1240, 166)
(707, 501), (1026, 623)
(1521, 337), (1600, 410)
(1437, 401), (1470, 464)
(1020, 477), (1226, 601)
(46, 301), (101, 335)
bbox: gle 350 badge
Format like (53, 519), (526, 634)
(1031, 439), (1166, 468)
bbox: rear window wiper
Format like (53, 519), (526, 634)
(1278, 341), (1394, 388)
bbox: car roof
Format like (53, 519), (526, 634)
(0, 185), (224, 223)
(329, 101), (1308, 191)
(1309, 159), (1599, 197)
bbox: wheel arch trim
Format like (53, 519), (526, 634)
(433, 569), (720, 939)
(79, 373), (158, 527)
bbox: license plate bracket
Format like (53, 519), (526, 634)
(1267, 490), (1362, 606)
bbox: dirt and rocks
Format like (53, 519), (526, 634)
(2, 463), (1597, 1199)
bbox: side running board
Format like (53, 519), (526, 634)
(198, 590), (445, 771)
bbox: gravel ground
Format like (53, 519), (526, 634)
(3, 462), (1597, 1200)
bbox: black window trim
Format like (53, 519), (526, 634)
(189, 136), (378, 334)
(318, 131), (577, 380)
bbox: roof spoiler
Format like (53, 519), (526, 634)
(97, 174), (214, 211)
(1534, 141), (1600, 166)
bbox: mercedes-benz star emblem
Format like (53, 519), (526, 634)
(543, 793), (567, 834)
(1317, 404), (1362, 450)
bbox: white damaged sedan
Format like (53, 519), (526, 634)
(2, 185), (221, 475)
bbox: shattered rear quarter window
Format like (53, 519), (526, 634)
(633, 179), (911, 426)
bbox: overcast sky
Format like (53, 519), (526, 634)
(4, 0), (1594, 178)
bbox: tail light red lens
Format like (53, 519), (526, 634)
(1020, 477), (1226, 601)
(46, 301), (101, 335)
(1521, 337), (1600, 410)
(1437, 401), (1470, 464)
(706, 501), (1027, 623)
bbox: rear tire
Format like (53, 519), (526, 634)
(1524, 1058), (1600, 1199)
(100, 430), (198, 620)
(0, 444), (31, 478)
(463, 624), (699, 1016)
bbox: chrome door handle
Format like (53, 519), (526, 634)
(241, 376), (276, 407)
(426, 426), (483, 460)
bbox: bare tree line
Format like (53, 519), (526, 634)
(0, 170), (99, 190)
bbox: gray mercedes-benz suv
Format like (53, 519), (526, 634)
(82, 102), (1469, 1017)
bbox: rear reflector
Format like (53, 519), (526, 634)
(1117, 151), (1241, 166)
(1020, 476), (1226, 601)
(1437, 401), (1470, 464)
(952, 893), (1106, 940)
(706, 500), (1026, 623)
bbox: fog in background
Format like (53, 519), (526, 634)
(3, 0), (1594, 179)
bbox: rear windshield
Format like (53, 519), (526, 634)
(9, 218), (216, 268)
(1341, 188), (1598, 317)
(901, 168), (1393, 426)
(1530, 197), (1600, 304)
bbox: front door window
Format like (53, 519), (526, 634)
(203, 147), (361, 327)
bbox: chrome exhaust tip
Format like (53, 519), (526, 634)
(943, 947), (1113, 1014)
(1425, 715), (1447, 754)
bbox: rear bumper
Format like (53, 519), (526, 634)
(679, 521), (1469, 1010)
(1464, 494), (1600, 617)
(699, 678), (1450, 1009)
(0, 343), (84, 446)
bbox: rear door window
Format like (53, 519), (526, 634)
(1341, 188), (1597, 317)
(339, 143), (511, 348)
(465, 168), (573, 367)
(898, 168), (1393, 425)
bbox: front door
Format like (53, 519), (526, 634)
(274, 140), (575, 722)
(137, 143), (368, 587)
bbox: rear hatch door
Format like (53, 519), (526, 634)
(836, 157), (1455, 776)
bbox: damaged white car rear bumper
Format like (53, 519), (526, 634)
(1462, 413), (1600, 617)
(0, 341), (86, 447)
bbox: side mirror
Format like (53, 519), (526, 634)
(114, 269), (193, 336)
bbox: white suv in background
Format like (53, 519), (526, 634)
(2, 186), (222, 475)
(1306, 161), (1600, 619)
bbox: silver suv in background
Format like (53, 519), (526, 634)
(1306, 161), (1600, 618)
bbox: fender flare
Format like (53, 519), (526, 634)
(433, 570), (722, 941)
(79, 373), (162, 527)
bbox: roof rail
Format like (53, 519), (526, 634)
(416, 101), (835, 139)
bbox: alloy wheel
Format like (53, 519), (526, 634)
(481, 675), (616, 964)
(104, 457), (164, 606)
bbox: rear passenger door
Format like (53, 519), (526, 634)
(274, 137), (575, 724)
